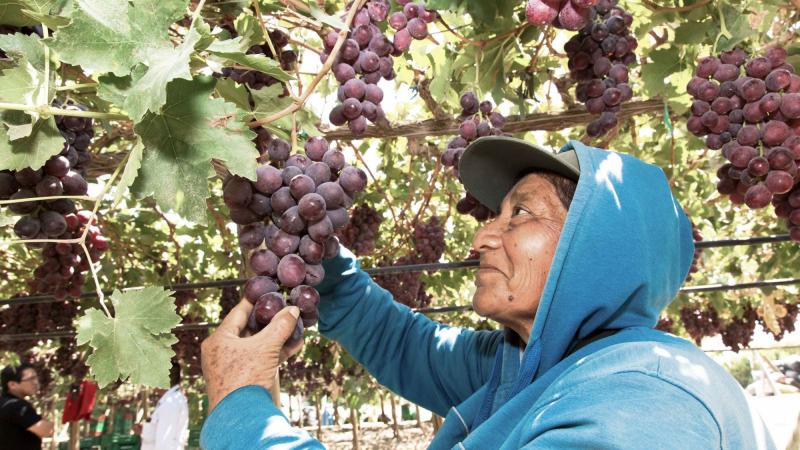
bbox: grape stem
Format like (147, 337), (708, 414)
(348, 142), (401, 226)
(252, 0), (278, 59)
(42, 25), (49, 110)
(0, 102), (128, 120)
(55, 83), (99, 92)
(189, 0), (208, 30)
(411, 158), (442, 227)
(248, 0), (368, 128)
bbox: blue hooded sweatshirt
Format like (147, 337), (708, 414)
(201, 141), (776, 449)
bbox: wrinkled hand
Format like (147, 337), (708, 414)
(201, 300), (303, 411)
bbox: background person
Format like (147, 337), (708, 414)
(0, 363), (54, 450)
(140, 361), (189, 450)
(200, 138), (775, 449)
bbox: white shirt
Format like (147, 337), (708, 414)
(140, 386), (189, 450)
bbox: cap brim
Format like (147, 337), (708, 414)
(459, 136), (580, 214)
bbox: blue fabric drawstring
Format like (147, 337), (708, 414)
(471, 342), (504, 429)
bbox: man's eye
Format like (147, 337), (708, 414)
(512, 207), (529, 217)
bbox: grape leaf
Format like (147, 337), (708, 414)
(96, 72), (135, 108)
(0, 0), (64, 26)
(47, 0), (188, 76)
(0, 33), (47, 71)
(0, 116), (62, 170)
(309, 6), (348, 30)
(112, 138), (144, 207)
(0, 55), (53, 138)
(250, 84), (318, 138)
(19, 9), (70, 29)
(234, 14), (265, 49)
(206, 38), (292, 81)
(214, 77), (250, 111)
(76, 287), (180, 388)
(124, 28), (201, 122)
(132, 76), (258, 224)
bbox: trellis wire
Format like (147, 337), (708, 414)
(0, 234), (793, 307)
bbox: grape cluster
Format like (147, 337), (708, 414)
(686, 220), (703, 281)
(219, 285), (240, 318)
(325, 1), (436, 135)
(336, 203), (383, 256)
(221, 136), (366, 339)
(525, 0), (598, 31)
(720, 304), (758, 352)
(52, 337), (88, 380)
(564, 0), (637, 137)
(654, 316), (674, 333)
(173, 317), (207, 379)
(412, 216), (445, 263)
(0, 102), (108, 298)
(679, 304), (721, 345)
(218, 29), (296, 92)
(686, 47), (800, 241)
(442, 92), (507, 221)
(374, 216), (445, 309)
(758, 301), (799, 340)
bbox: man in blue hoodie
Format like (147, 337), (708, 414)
(200, 137), (776, 449)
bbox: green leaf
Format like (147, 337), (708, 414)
(428, 50), (455, 100)
(207, 50), (292, 82)
(0, 116), (62, 170)
(76, 287), (180, 387)
(234, 14), (265, 49)
(96, 72), (134, 107)
(0, 0), (63, 26)
(640, 47), (681, 96)
(113, 139), (144, 207)
(673, 21), (711, 45)
(0, 33), (47, 71)
(0, 56), (52, 136)
(124, 28), (201, 121)
(132, 76), (258, 224)
(20, 9), (70, 29)
(250, 84), (318, 138)
(47, 0), (188, 76)
(214, 77), (250, 111)
(309, 6), (347, 30)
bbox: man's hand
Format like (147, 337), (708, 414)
(201, 300), (303, 412)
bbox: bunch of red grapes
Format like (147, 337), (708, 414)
(222, 135), (366, 341)
(526, 0), (598, 31)
(719, 304), (758, 353)
(219, 285), (240, 318)
(686, 220), (703, 281)
(441, 92), (506, 221)
(679, 304), (721, 345)
(218, 29), (296, 92)
(173, 316), (207, 379)
(336, 203), (383, 256)
(374, 216), (445, 309)
(686, 46), (800, 242)
(326, 1), (436, 135)
(0, 102), (108, 299)
(758, 301), (800, 340)
(563, 0), (637, 137)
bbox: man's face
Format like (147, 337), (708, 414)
(11, 368), (39, 397)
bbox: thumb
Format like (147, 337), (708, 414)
(256, 306), (300, 347)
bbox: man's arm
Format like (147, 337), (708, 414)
(317, 247), (503, 416)
(27, 419), (54, 438)
(513, 372), (723, 449)
(201, 386), (325, 450)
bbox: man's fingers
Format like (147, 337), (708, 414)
(216, 299), (253, 337)
(255, 306), (301, 345)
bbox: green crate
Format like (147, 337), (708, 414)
(188, 428), (201, 449)
(108, 434), (140, 450)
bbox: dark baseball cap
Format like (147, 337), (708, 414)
(459, 136), (580, 214)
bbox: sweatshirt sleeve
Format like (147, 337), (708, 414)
(200, 386), (325, 450)
(517, 372), (721, 449)
(316, 246), (503, 417)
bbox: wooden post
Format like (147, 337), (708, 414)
(333, 399), (340, 425)
(315, 397), (322, 440)
(415, 404), (422, 429)
(379, 392), (386, 422)
(432, 414), (443, 435)
(389, 395), (400, 439)
(68, 421), (79, 450)
(350, 407), (360, 450)
(270, 371), (281, 407)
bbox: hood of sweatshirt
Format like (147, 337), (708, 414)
(471, 140), (695, 426)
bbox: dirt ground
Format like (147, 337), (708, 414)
(305, 420), (434, 449)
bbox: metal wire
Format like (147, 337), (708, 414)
(0, 234), (794, 307)
(2, 277), (800, 342)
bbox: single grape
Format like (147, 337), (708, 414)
(298, 193), (327, 222)
(244, 276), (279, 304)
(304, 264), (325, 286)
(277, 254), (306, 288)
(338, 166), (367, 194)
(299, 236), (324, 264)
(252, 292), (286, 326)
